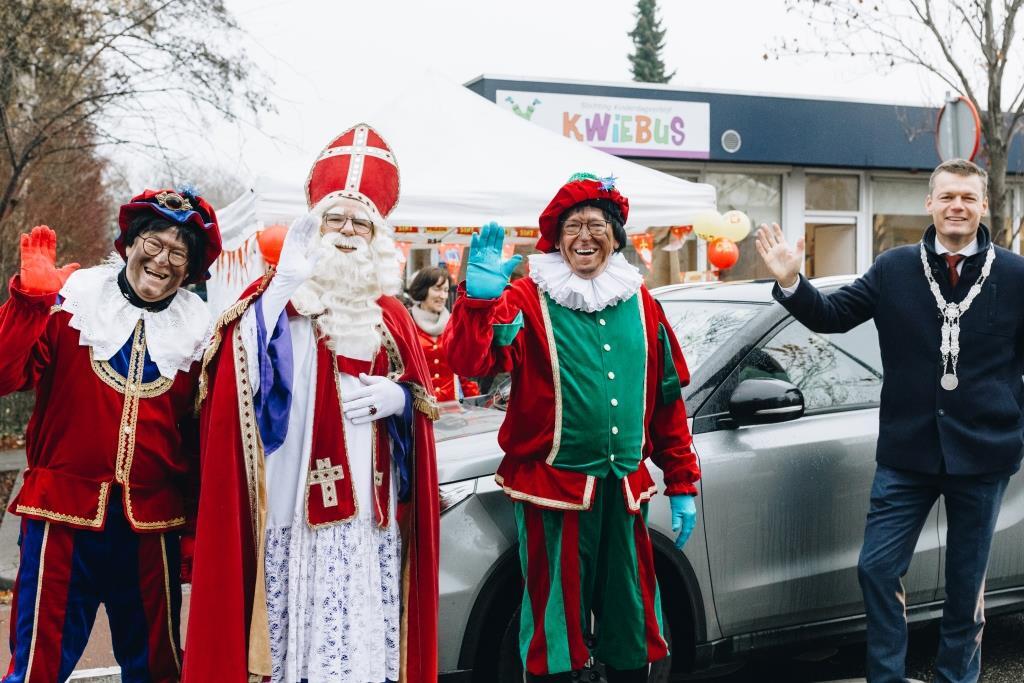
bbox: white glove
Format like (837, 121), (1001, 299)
(342, 373), (407, 424)
(260, 213), (322, 329)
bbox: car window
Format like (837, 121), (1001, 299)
(759, 320), (882, 411)
(700, 318), (882, 418)
(659, 301), (763, 374)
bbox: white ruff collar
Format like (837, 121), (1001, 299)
(410, 304), (449, 337)
(59, 261), (211, 379)
(528, 252), (644, 313)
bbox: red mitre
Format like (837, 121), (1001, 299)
(116, 188), (223, 284)
(537, 172), (630, 252)
(306, 123), (400, 221)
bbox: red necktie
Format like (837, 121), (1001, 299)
(945, 253), (965, 288)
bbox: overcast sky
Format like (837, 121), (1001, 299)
(128, 0), (955, 193)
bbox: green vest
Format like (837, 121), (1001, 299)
(544, 293), (647, 479)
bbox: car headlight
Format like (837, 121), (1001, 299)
(439, 480), (477, 514)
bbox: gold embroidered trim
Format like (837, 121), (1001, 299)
(408, 383), (439, 421)
(15, 482), (111, 528)
(49, 304), (63, 315)
(114, 322), (186, 530)
(159, 534), (182, 673)
(495, 473), (596, 511)
(623, 476), (658, 512)
(89, 348), (173, 398)
(372, 421), (387, 528)
(304, 337), (359, 530)
(196, 269), (274, 412)
(379, 323), (405, 382)
(539, 295), (563, 466)
(25, 522), (49, 680)
(232, 324), (262, 548)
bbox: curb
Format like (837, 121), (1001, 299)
(68, 668), (120, 682)
(0, 468), (25, 589)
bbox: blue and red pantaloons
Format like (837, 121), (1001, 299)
(515, 475), (669, 675)
(3, 497), (182, 683)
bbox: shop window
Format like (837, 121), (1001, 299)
(703, 172), (782, 282)
(806, 174), (859, 211)
(871, 178), (930, 257)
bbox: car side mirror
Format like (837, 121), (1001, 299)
(727, 378), (805, 427)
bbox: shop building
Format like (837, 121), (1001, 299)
(466, 75), (1024, 286)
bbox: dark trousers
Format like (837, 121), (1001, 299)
(3, 500), (182, 683)
(857, 464), (1009, 683)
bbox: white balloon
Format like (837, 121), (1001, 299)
(719, 210), (752, 241)
(693, 210), (726, 241)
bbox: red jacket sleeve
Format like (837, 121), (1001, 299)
(0, 276), (58, 396)
(443, 282), (523, 378)
(648, 299), (701, 496)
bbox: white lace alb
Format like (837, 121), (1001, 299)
(59, 259), (211, 379)
(264, 515), (401, 683)
(529, 251), (644, 312)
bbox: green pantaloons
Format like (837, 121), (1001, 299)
(515, 475), (669, 675)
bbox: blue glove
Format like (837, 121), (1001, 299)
(467, 222), (523, 299)
(670, 494), (697, 550)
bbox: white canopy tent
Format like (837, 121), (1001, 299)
(209, 71), (716, 313)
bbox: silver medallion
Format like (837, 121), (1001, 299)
(940, 373), (959, 391)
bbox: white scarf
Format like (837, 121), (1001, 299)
(528, 252), (644, 313)
(59, 259), (211, 379)
(410, 304), (449, 338)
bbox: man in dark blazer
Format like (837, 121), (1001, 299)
(755, 158), (1024, 683)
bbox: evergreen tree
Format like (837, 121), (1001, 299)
(628, 0), (675, 83)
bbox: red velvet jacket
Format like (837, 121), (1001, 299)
(415, 324), (480, 403)
(444, 278), (700, 512)
(0, 277), (199, 532)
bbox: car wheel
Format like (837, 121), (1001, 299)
(496, 608), (674, 682)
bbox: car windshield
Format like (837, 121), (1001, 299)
(659, 300), (763, 373)
(433, 401), (508, 442)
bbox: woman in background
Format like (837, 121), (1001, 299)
(408, 266), (480, 402)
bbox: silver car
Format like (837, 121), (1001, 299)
(434, 276), (1024, 682)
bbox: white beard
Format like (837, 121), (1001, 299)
(291, 231), (401, 360)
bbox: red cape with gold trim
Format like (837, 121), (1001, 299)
(181, 275), (439, 682)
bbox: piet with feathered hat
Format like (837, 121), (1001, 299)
(444, 171), (702, 681)
(0, 183), (223, 679)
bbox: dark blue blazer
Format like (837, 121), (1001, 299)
(774, 225), (1024, 475)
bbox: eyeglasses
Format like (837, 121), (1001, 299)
(323, 213), (374, 235)
(140, 236), (188, 267)
(561, 220), (610, 237)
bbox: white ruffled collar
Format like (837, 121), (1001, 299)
(528, 251), (644, 313)
(59, 260), (211, 379)
(410, 304), (449, 337)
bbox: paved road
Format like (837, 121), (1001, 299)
(0, 588), (190, 672)
(699, 611), (1024, 682)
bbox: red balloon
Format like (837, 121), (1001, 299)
(257, 224), (288, 266)
(707, 237), (739, 270)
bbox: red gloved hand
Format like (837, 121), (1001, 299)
(20, 225), (79, 295)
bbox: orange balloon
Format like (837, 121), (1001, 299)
(257, 224), (288, 266)
(707, 237), (739, 270)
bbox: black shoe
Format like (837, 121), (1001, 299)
(605, 665), (649, 683)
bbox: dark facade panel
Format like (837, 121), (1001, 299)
(466, 76), (1024, 174)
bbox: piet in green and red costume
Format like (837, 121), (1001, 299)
(444, 175), (699, 676)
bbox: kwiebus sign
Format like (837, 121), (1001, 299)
(497, 89), (710, 159)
